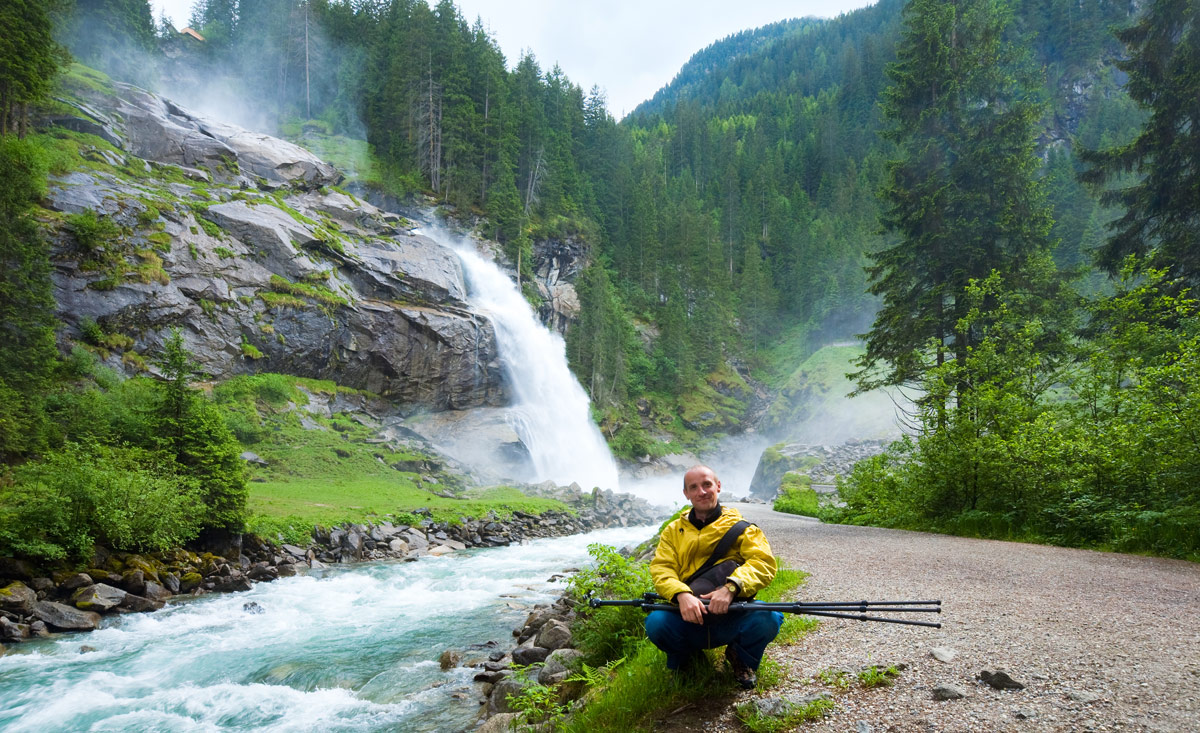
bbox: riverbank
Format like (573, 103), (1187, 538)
(0, 483), (664, 645)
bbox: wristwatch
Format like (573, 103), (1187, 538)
(724, 581), (739, 596)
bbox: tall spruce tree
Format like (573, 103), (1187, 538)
(1079, 0), (1200, 285)
(854, 0), (1054, 397)
(0, 0), (64, 136)
(0, 136), (57, 459)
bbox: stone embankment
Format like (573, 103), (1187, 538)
(0, 485), (664, 648)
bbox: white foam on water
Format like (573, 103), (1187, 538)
(0, 526), (652, 732)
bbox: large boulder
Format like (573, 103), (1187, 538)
(32, 601), (103, 631)
(487, 677), (531, 715)
(534, 618), (573, 651)
(196, 117), (340, 187)
(538, 648), (584, 685)
(72, 583), (127, 612)
(0, 582), (37, 615)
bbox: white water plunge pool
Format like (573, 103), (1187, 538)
(0, 526), (653, 732)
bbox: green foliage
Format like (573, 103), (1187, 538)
(0, 135), (57, 459)
(67, 209), (123, 253)
(817, 667), (852, 689)
(0, 442), (202, 561)
(858, 664), (900, 688)
(268, 274), (348, 310)
(152, 329), (249, 533)
(0, 0), (66, 134)
(61, 0), (157, 87)
(240, 335), (264, 359)
(856, 0), (1057, 398)
(506, 666), (570, 727)
(835, 267), (1200, 560)
(1078, 0), (1200, 286)
(561, 642), (735, 732)
(566, 543), (653, 663)
(773, 476), (820, 517)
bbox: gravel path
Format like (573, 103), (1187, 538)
(686, 504), (1200, 732)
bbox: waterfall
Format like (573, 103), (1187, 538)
(423, 227), (620, 490)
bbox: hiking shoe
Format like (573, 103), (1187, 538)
(725, 645), (756, 689)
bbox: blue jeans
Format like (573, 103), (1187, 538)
(644, 606), (784, 670)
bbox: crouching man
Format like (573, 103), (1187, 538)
(645, 465), (784, 688)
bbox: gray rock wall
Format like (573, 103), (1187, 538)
(44, 79), (507, 411)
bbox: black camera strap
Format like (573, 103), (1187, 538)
(684, 520), (752, 585)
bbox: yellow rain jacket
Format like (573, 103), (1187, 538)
(650, 505), (777, 601)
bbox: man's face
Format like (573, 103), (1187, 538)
(683, 467), (721, 514)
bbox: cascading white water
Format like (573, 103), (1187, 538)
(424, 228), (619, 490)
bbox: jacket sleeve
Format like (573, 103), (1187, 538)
(650, 526), (693, 601)
(727, 524), (777, 597)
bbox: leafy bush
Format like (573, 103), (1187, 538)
(0, 442), (202, 561)
(566, 543), (653, 663)
(66, 209), (122, 252)
(835, 269), (1200, 560)
(773, 474), (820, 517)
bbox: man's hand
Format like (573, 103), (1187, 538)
(677, 592), (707, 624)
(701, 585), (735, 615)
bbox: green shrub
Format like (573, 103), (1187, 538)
(0, 442), (203, 560)
(66, 209), (122, 252)
(79, 317), (105, 345)
(566, 543), (653, 663)
(241, 336), (264, 359)
(773, 473), (820, 517)
(137, 205), (159, 225)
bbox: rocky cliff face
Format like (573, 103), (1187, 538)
(44, 79), (505, 410)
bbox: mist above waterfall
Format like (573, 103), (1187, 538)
(419, 227), (620, 491)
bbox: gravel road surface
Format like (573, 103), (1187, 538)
(689, 504), (1200, 732)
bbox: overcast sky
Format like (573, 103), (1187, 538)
(150, 0), (878, 117)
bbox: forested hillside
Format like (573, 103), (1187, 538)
(2, 0), (1197, 561)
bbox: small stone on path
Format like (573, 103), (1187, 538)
(933, 684), (967, 700)
(1068, 690), (1100, 703)
(930, 646), (957, 663)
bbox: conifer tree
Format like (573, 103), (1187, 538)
(0, 0), (65, 135)
(854, 0), (1054, 396)
(0, 136), (57, 459)
(1079, 0), (1200, 285)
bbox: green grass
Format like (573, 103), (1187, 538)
(563, 642), (738, 732)
(735, 694), (835, 733)
(757, 565), (820, 644)
(59, 63), (115, 95)
(857, 664), (900, 688)
(268, 274), (348, 309)
(216, 374), (570, 543)
(773, 479), (821, 518)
